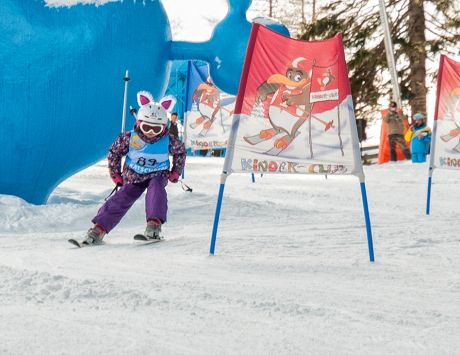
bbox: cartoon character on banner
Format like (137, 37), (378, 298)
(244, 57), (336, 156)
(440, 88), (460, 153)
(189, 77), (234, 137)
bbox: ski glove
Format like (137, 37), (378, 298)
(110, 172), (123, 186)
(168, 170), (180, 183)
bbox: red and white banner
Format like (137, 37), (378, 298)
(184, 61), (235, 150)
(431, 55), (460, 170)
(224, 24), (363, 176)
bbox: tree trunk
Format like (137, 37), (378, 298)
(312, 0), (316, 23)
(300, 0), (306, 23)
(407, 0), (427, 119)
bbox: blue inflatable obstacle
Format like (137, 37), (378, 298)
(0, 0), (288, 204)
(0, 0), (171, 204)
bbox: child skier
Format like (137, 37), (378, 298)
(76, 91), (186, 246)
(405, 112), (431, 163)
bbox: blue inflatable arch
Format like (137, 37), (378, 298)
(0, 0), (288, 204)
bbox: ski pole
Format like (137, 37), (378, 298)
(180, 180), (193, 192)
(121, 70), (130, 133)
(104, 185), (119, 201)
(107, 70), (130, 199)
(129, 105), (137, 119)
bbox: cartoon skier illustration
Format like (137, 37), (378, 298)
(189, 77), (233, 136)
(243, 57), (335, 155)
(440, 88), (460, 152)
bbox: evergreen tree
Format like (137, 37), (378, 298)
(299, 0), (460, 121)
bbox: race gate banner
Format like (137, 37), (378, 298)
(431, 55), (460, 170)
(184, 61), (236, 150)
(224, 24), (363, 176)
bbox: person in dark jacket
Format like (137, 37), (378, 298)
(384, 101), (411, 161)
(169, 112), (183, 140)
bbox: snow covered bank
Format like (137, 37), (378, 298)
(1, 157), (459, 354)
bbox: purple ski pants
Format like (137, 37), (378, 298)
(92, 175), (168, 233)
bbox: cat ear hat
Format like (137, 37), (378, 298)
(136, 91), (176, 136)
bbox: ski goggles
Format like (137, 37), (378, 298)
(139, 121), (164, 136)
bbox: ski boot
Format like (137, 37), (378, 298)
(133, 219), (163, 242)
(144, 218), (162, 240)
(81, 224), (106, 245)
(68, 224), (106, 248)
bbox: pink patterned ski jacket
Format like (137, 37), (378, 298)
(107, 126), (186, 184)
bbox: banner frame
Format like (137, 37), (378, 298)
(210, 25), (374, 262)
(426, 54), (446, 215)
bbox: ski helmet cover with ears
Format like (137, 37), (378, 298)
(135, 91), (176, 136)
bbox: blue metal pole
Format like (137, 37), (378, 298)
(426, 173), (432, 215)
(210, 182), (226, 255)
(251, 173), (255, 183)
(181, 168), (185, 180)
(359, 182), (375, 262)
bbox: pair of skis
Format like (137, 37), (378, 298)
(68, 234), (163, 248)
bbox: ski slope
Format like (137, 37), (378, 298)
(0, 157), (459, 354)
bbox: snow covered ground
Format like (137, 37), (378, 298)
(1, 157), (459, 354)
